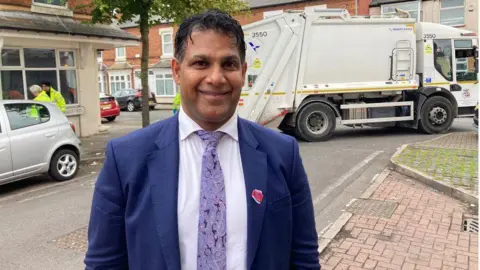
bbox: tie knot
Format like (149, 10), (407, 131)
(195, 130), (225, 147)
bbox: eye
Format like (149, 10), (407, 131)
(192, 60), (208, 68)
(224, 61), (239, 70)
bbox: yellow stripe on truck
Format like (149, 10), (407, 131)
(240, 85), (419, 96)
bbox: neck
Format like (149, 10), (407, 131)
(181, 107), (232, 131)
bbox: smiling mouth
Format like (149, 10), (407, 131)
(199, 90), (231, 96)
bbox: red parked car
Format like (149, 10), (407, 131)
(100, 93), (120, 122)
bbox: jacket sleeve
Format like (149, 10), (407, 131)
(56, 91), (67, 112)
(84, 141), (128, 270)
(288, 138), (321, 269)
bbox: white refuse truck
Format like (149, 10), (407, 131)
(238, 8), (479, 141)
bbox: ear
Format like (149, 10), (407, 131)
(241, 62), (247, 86)
(172, 58), (181, 85)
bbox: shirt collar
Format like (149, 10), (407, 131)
(178, 108), (239, 141)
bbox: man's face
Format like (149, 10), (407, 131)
(42, 85), (49, 91)
(172, 29), (247, 130)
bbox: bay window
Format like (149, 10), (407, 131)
(0, 48), (78, 104)
(155, 73), (175, 96)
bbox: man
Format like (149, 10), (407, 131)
(172, 91), (181, 114)
(28, 84), (51, 119)
(41, 81), (66, 112)
(30, 85), (50, 102)
(84, 9), (319, 270)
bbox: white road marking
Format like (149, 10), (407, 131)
(312, 150), (382, 207)
(16, 190), (62, 203)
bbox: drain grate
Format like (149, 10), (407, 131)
(462, 216), (479, 233)
(346, 199), (398, 218)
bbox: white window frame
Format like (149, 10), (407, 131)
(159, 28), (174, 58)
(381, 0), (421, 21)
(98, 73), (107, 93)
(440, 0), (465, 27)
(97, 51), (103, 63)
(263, 10), (283, 19)
(109, 72), (131, 94)
(154, 72), (176, 97)
(115, 47), (126, 61)
(0, 47), (79, 105)
(32, 0), (68, 8)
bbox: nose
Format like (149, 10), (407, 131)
(205, 65), (227, 86)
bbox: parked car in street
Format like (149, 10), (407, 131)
(0, 100), (82, 186)
(111, 88), (157, 112)
(100, 93), (120, 122)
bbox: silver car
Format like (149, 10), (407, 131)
(0, 100), (82, 185)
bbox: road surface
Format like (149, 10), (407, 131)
(0, 110), (475, 269)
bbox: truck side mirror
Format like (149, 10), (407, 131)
(450, 84), (462, 92)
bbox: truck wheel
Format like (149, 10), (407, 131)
(295, 103), (336, 142)
(419, 96), (454, 134)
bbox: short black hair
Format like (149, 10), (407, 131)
(174, 9), (246, 63)
(41, 81), (51, 87)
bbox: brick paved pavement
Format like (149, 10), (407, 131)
(416, 132), (477, 150)
(320, 171), (478, 270)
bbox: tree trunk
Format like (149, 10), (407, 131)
(140, 11), (150, 128)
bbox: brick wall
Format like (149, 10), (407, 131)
(102, 24), (177, 69)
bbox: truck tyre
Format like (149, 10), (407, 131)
(418, 96), (454, 134)
(295, 102), (336, 142)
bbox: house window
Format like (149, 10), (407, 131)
(110, 74), (131, 93)
(98, 74), (107, 93)
(97, 51), (103, 63)
(381, 1), (420, 21)
(33, 0), (65, 7)
(155, 73), (175, 96)
(161, 31), (173, 57)
(0, 48), (78, 105)
(263, 10), (283, 19)
(440, 0), (465, 26)
(115, 47), (126, 60)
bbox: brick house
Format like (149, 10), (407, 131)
(0, 0), (139, 136)
(369, 0), (478, 33)
(98, 0), (371, 108)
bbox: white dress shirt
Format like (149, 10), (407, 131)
(177, 109), (248, 270)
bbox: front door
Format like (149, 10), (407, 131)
(4, 103), (58, 176)
(452, 39), (478, 110)
(0, 110), (13, 181)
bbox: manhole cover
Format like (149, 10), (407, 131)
(462, 216), (479, 233)
(346, 199), (398, 218)
(51, 226), (88, 253)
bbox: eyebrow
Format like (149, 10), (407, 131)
(191, 54), (240, 62)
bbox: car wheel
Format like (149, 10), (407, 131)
(149, 106), (155, 110)
(127, 101), (135, 112)
(418, 96), (454, 134)
(106, 116), (116, 122)
(49, 149), (79, 182)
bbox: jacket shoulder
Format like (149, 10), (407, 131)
(240, 118), (296, 152)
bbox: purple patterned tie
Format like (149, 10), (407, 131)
(196, 130), (227, 270)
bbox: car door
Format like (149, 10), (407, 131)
(0, 107), (13, 181)
(113, 90), (127, 108)
(5, 102), (58, 176)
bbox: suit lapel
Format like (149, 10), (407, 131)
(147, 115), (181, 270)
(238, 119), (268, 269)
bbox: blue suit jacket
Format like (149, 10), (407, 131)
(84, 114), (320, 270)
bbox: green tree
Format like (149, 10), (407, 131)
(83, 0), (250, 128)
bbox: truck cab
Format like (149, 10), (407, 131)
(417, 22), (479, 115)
